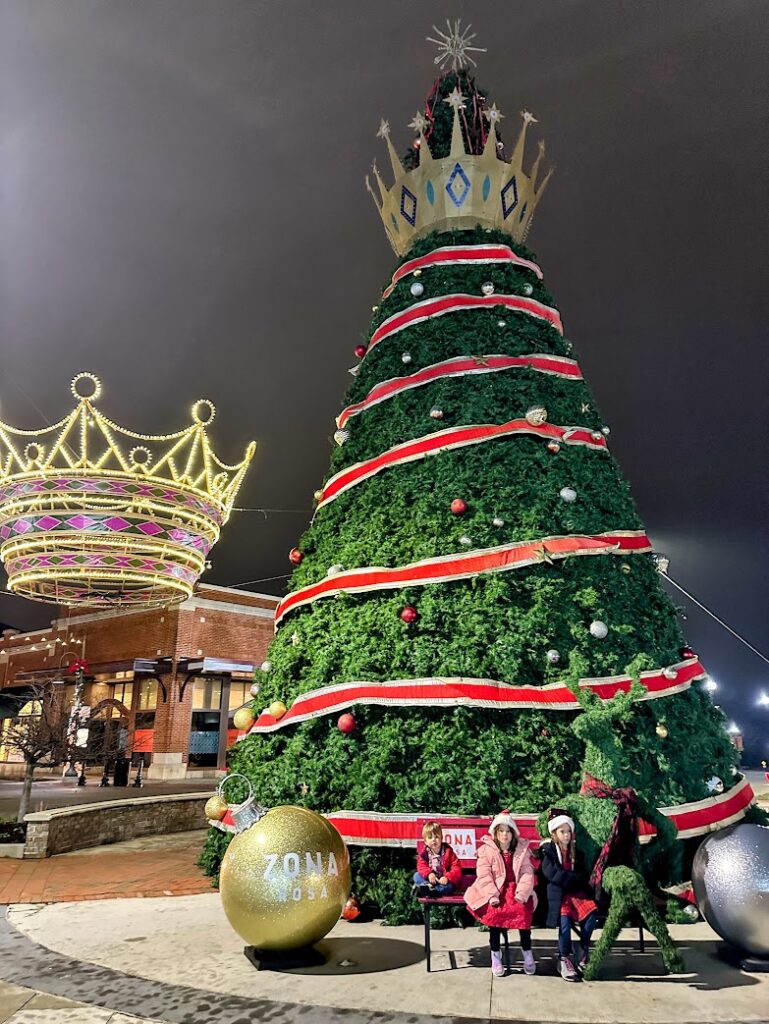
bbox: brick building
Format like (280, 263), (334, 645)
(0, 584), (277, 779)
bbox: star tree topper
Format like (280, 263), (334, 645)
(427, 19), (487, 71)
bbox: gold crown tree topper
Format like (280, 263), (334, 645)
(0, 373), (255, 607)
(366, 22), (552, 257)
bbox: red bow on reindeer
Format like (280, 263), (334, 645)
(580, 773), (639, 894)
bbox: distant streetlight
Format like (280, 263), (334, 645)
(758, 692), (769, 707)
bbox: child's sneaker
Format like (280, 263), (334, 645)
(577, 947), (590, 971)
(522, 949), (536, 975)
(559, 956), (581, 982)
(490, 951), (505, 977)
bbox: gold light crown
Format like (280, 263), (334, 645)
(0, 373), (255, 607)
(366, 97), (552, 257)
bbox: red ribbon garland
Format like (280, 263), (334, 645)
(275, 531), (651, 627)
(365, 293), (564, 359)
(382, 245), (543, 299)
(317, 419), (605, 510)
(337, 353), (582, 430)
(247, 658), (704, 734)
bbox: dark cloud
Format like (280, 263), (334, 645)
(1, 1), (767, 756)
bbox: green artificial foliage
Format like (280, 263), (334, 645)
(202, 216), (742, 925)
(583, 866), (685, 980)
(539, 668), (684, 974)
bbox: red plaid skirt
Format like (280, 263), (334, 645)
(560, 893), (598, 922)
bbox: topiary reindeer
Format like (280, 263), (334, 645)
(537, 655), (685, 979)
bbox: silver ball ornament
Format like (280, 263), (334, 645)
(706, 776), (724, 794)
(546, 649), (560, 664)
(692, 823), (769, 957)
(525, 405), (548, 426)
(589, 620), (609, 639)
(410, 281), (424, 297)
(333, 429), (349, 446)
(492, 517), (505, 527)
(602, 425), (611, 436)
(401, 352), (412, 364)
(429, 407), (444, 420)
(260, 660), (273, 673)
(250, 682), (260, 697)
(459, 535), (472, 546)
(522, 282), (534, 296)
(481, 281), (495, 296)
(559, 486), (577, 503)
(327, 564), (344, 576)
(497, 320), (507, 328)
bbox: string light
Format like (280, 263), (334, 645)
(0, 373), (255, 607)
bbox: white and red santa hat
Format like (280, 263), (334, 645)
(547, 813), (575, 834)
(488, 810), (520, 836)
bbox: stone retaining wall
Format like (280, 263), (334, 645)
(23, 792), (210, 858)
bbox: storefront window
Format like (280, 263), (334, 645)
(112, 682), (133, 709)
(228, 681), (251, 709)
(137, 678), (158, 710)
(192, 678), (221, 711)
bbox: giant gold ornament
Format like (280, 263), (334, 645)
(220, 805), (351, 950)
(692, 823), (769, 958)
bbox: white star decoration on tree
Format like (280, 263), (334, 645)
(376, 118), (391, 139)
(521, 110), (539, 125)
(484, 102), (504, 125)
(427, 19), (487, 71)
(408, 111), (428, 134)
(444, 87), (466, 112)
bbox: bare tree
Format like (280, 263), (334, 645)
(2, 685), (73, 822)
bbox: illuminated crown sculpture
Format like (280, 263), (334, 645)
(366, 24), (552, 257)
(0, 373), (255, 607)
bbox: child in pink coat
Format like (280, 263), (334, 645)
(464, 811), (537, 977)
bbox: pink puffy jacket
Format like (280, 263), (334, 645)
(463, 835), (537, 912)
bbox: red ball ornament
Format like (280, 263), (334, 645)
(450, 498), (468, 515)
(342, 896), (361, 921)
(338, 713), (357, 734)
(288, 547), (303, 566)
(680, 646), (695, 659)
(354, 345), (367, 359)
(400, 605), (419, 623)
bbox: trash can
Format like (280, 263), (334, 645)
(113, 756), (130, 787)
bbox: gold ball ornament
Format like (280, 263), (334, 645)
(233, 707), (256, 731)
(204, 795), (228, 821)
(268, 699), (287, 720)
(220, 805), (351, 950)
(656, 723), (669, 739)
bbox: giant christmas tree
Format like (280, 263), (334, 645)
(204, 53), (754, 922)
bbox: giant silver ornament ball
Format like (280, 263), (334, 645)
(692, 823), (769, 957)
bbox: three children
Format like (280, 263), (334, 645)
(415, 810), (599, 981)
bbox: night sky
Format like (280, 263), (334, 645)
(1, 1), (768, 759)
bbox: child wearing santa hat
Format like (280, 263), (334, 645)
(463, 811), (537, 978)
(540, 809), (599, 982)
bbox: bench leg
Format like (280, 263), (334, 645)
(423, 904), (432, 973)
(638, 923), (645, 955)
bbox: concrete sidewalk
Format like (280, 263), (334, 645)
(0, 980), (164, 1023)
(6, 894), (769, 1024)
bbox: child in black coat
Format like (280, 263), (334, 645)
(540, 810), (599, 982)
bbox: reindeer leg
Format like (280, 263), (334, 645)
(582, 888), (629, 981)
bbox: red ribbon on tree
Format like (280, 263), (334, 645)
(580, 772), (640, 895)
(69, 657), (89, 674)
